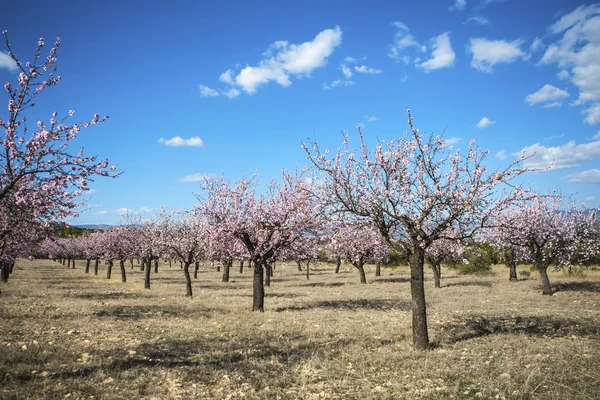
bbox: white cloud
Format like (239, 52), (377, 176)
(563, 169), (600, 184)
(543, 101), (562, 108)
(469, 38), (525, 72)
(525, 84), (569, 106)
(206, 27), (341, 96)
(518, 139), (600, 170)
(400, 74), (408, 82)
(388, 22), (422, 61)
(341, 64), (353, 78)
(232, 26), (342, 94)
(354, 65), (382, 74)
(557, 69), (570, 80)
(365, 115), (377, 121)
(495, 150), (508, 160)
(530, 37), (543, 52)
(418, 32), (455, 72)
(96, 207), (153, 217)
(95, 210), (108, 216)
(476, 117), (495, 128)
(446, 137), (462, 145)
(585, 196), (598, 201)
(158, 136), (205, 147)
(223, 88), (240, 99)
(449, 0), (466, 11)
(465, 16), (490, 25)
(177, 173), (215, 182)
(540, 4), (600, 125)
(0, 52), (17, 71)
(345, 56), (357, 63)
(543, 133), (565, 141)
(323, 80), (355, 90)
(199, 85), (220, 98)
(594, 131), (600, 140)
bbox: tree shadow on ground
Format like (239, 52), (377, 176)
(440, 314), (600, 344)
(1, 333), (350, 386)
(372, 277), (410, 284)
(552, 281), (600, 293)
(443, 281), (493, 288)
(275, 298), (411, 312)
(73, 292), (151, 300)
(94, 305), (214, 320)
(297, 282), (345, 288)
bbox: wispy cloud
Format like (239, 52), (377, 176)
(563, 169), (600, 184)
(446, 137), (462, 145)
(449, 0), (466, 11)
(476, 117), (495, 128)
(341, 64), (353, 78)
(495, 150), (508, 160)
(354, 65), (382, 74)
(469, 38), (525, 72)
(177, 173), (215, 182)
(203, 27), (342, 96)
(465, 15), (490, 25)
(158, 136), (205, 147)
(0, 52), (17, 71)
(323, 79), (355, 90)
(365, 115), (377, 121)
(199, 85), (219, 98)
(540, 3), (600, 125)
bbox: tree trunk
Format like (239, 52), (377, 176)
(67, 258), (71, 269)
(296, 260), (302, 271)
(335, 257), (341, 274)
(183, 262), (192, 297)
(72, 259), (76, 269)
(409, 247), (429, 350)
(94, 257), (99, 276)
(375, 260), (381, 277)
(0, 264), (8, 283)
(538, 264), (553, 295)
(239, 260), (244, 274)
(144, 259), (151, 289)
(252, 261), (265, 312)
(140, 258), (145, 271)
(194, 261), (199, 279)
(509, 256), (518, 282)
(306, 262), (310, 280)
(8, 263), (14, 275)
(85, 258), (91, 274)
(120, 259), (127, 282)
(130, 258), (134, 269)
(106, 260), (113, 279)
(222, 259), (231, 283)
(265, 263), (271, 287)
(169, 260), (172, 268)
(355, 262), (367, 284)
(432, 262), (441, 288)
(270, 262), (275, 277)
(62, 258), (66, 266)
(154, 259), (158, 273)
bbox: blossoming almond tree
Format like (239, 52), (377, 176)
(324, 223), (388, 284)
(489, 193), (598, 295)
(303, 110), (529, 349)
(0, 31), (119, 247)
(425, 229), (466, 288)
(198, 171), (319, 312)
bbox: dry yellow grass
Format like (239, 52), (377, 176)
(1, 259), (599, 399)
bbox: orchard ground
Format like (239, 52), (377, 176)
(1, 260), (599, 400)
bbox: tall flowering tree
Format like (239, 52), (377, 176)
(0, 31), (119, 247)
(198, 172), (319, 312)
(324, 223), (388, 284)
(489, 193), (598, 294)
(303, 110), (528, 349)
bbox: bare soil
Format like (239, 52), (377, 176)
(1, 259), (599, 399)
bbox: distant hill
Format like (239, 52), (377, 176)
(73, 224), (113, 230)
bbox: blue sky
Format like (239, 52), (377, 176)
(1, 0), (599, 226)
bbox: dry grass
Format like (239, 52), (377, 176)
(1, 259), (599, 399)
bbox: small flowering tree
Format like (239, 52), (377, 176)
(198, 172), (319, 312)
(325, 223), (388, 283)
(303, 110), (529, 349)
(155, 209), (208, 296)
(489, 193), (598, 294)
(425, 229), (466, 288)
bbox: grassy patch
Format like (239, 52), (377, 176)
(1, 260), (599, 399)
